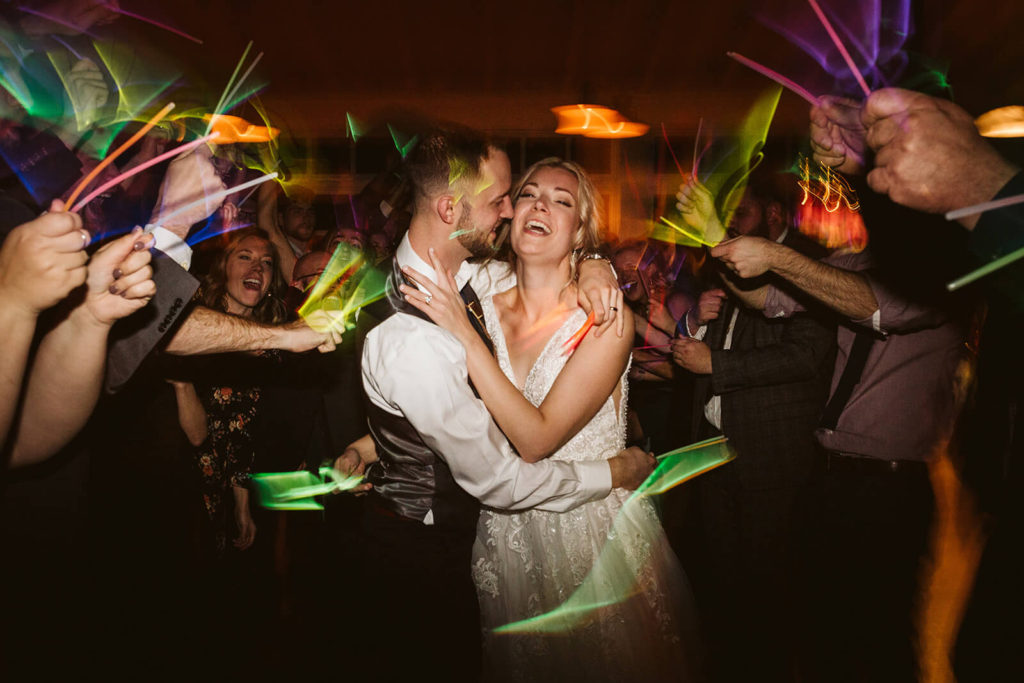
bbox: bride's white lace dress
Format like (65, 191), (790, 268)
(472, 296), (697, 682)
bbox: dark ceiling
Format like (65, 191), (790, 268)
(64, 0), (1024, 139)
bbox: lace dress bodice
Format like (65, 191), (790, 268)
(482, 296), (628, 467)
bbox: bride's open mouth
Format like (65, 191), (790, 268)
(525, 219), (551, 236)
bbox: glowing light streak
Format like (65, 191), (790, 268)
(387, 124), (418, 158)
(495, 437), (734, 634)
(659, 123), (686, 179)
(71, 132), (219, 212)
(797, 156), (860, 213)
(945, 193), (1024, 223)
(946, 243), (1024, 292)
(552, 104), (649, 139)
(658, 216), (718, 248)
(64, 102), (174, 208)
(104, 5), (203, 44)
(561, 311), (595, 355)
(346, 112), (363, 142)
(50, 34), (85, 60)
(219, 51), (263, 114)
(92, 41), (179, 125)
(202, 114), (278, 144)
(805, 0), (871, 97)
(726, 51), (820, 106)
(160, 171), (277, 226)
(16, 6), (98, 39)
(206, 41), (253, 136)
(251, 466), (364, 511)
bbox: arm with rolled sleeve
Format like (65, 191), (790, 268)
(763, 250), (946, 333)
(363, 319), (612, 513)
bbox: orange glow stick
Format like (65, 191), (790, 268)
(64, 102), (175, 208)
(562, 311), (596, 354)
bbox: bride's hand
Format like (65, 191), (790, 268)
(399, 248), (477, 345)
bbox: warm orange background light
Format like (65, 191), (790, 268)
(551, 104), (649, 139)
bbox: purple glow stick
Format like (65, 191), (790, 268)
(105, 5), (203, 44)
(805, 0), (871, 98)
(72, 133), (219, 212)
(727, 52), (820, 107)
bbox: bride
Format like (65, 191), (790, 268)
(402, 158), (695, 682)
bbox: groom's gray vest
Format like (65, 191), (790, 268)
(362, 258), (492, 530)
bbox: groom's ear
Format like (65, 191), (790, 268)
(436, 194), (458, 225)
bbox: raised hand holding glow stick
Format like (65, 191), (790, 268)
(72, 133), (219, 212)
(159, 172), (278, 227)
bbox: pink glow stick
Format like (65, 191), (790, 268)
(692, 117), (703, 178)
(16, 6), (98, 38)
(72, 133), (219, 212)
(106, 5), (204, 44)
(805, 0), (871, 98)
(660, 123), (686, 178)
(727, 52), (820, 107)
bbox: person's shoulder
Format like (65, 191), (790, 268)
(365, 313), (464, 366)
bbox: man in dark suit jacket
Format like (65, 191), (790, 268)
(671, 183), (836, 683)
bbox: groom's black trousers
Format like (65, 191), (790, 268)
(358, 500), (481, 682)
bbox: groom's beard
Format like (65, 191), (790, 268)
(455, 202), (495, 259)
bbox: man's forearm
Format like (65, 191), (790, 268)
(165, 305), (277, 355)
(769, 242), (877, 320)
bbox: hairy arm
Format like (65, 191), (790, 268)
(164, 305), (339, 355)
(713, 237), (876, 320)
(461, 306), (633, 462)
(769, 244), (877, 320)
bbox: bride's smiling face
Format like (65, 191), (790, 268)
(510, 166), (581, 262)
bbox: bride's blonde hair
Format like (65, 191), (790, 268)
(492, 157), (604, 283)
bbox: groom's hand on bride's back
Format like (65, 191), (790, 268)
(608, 446), (657, 490)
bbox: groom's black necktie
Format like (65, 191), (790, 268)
(459, 281), (494, 356)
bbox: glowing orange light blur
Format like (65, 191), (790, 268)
(975, 106), (1024, 138)
(202, 114), (279, 143)
(552, 104), (649, 139)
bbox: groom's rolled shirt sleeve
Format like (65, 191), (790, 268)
(363, 320), (612, 512)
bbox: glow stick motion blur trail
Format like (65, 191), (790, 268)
(160, 172), (277, 226)
(219, 52), (264, 116)
(562, 311), (596, 354)
(206, 42), (253, 136)
(727, 52), (821, 106)
(945, 187), (1024, 283)
(64, 102), (175, 208)
(945, 193), (1024, 222)
(72, 133), (219, 212)
(104, 4), (204, 44)
(495, 436), (735, 634)
(946, 244), (1024, 292)
(659, 216), (718, 248)
(251, 467), (365, 511)
(16, 6), (98, 38)
(805, 0), (872, 97)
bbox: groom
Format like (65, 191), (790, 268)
(354, 127), (655, 681)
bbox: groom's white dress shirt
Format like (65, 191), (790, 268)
(362, 234), (612, 524)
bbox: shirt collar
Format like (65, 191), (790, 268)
(395, 232), (473, 290)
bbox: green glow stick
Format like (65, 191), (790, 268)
(495, 437), (735, 634)
(946, 243), (1024, 291)
(251, 466), (364, 511)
